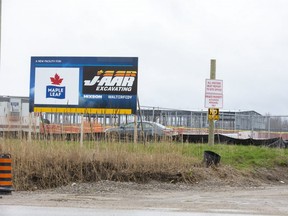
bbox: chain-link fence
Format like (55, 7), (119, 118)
(138, 107), (288, 140)
(1, 106), (288, 140)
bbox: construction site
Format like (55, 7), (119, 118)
(1, 95), (288, 142)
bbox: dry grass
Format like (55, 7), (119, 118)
(0, 139), (200, 190)
(1, 138), (287, 191)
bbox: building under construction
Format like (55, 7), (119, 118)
(0, 95), (287, 139)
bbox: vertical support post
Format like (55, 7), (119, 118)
(28, 112), (32, 142)
(208, 59), (216, 145)
(80, 114), (84, 147)
(134, 114), (137, 144)
(103, 114), (106, 130)
(268, 116), (271, 139)
(137, 97), (145, 144)
(190, 111), (193, 128)
(200, 111), (203, 132)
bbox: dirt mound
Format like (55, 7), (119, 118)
(189, 166), (286, 188)
(21, 162), (288, 191)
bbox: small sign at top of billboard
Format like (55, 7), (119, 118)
(205, 79), (223, 108)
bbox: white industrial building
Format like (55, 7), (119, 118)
(0, 96), (38, 135)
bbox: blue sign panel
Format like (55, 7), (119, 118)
(29, 57), (138, 114)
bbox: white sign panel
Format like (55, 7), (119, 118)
(205, 79), (223, 108)
(34, 67), (80, 105)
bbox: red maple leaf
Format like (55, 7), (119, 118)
(50, 73), (63, 85)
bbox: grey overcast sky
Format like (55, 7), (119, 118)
(1, 0), (288, 115)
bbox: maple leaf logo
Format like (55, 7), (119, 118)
(50, 73), (63, 85)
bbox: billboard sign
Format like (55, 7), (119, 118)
(30, 57), (138, 114)
(205, 79), (223, 108)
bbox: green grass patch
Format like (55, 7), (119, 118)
(179, 143), (288, 169)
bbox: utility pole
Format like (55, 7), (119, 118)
(208, 59), (216, 145)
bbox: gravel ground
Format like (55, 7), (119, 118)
(1, 180), (288, 215)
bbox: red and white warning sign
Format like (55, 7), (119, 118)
(205, 79), (223, 108)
